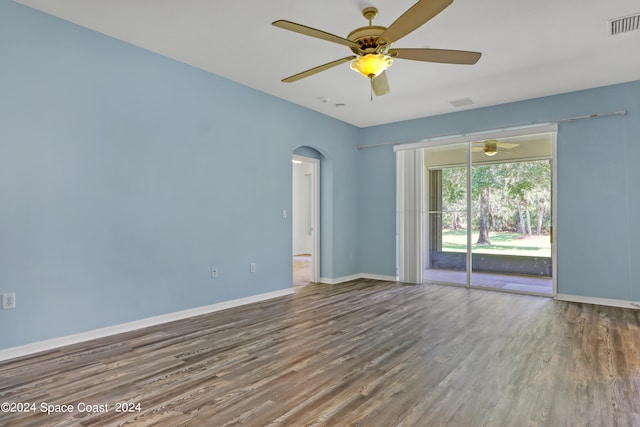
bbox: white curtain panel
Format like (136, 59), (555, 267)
(396, 148), (424, 284)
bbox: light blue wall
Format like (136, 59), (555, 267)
(0, 1), (360, 349)
(359, 81), (640, 301)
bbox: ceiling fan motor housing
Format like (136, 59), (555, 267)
(348, 26), (389, 55)
(347, 8), (391, 56)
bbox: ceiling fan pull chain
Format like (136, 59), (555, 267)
(370, 77), (373, 101)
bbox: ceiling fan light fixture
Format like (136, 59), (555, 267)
(350, 54), (392, 78)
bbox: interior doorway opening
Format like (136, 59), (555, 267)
(292, 153), (320, 287)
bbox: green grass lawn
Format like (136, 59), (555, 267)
(442, 229), (551, 257)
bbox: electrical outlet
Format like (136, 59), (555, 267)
(211, 268), (218, 278)
(2, 293), (16, 310)
(250, 263), (256, 273)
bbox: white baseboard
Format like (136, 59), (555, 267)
(320, 274), (362, 284)
(320, 273), (397, 285)
(555, 293), (640, 310)
(0, 288), (294, 363)
(360, 273), (397, 282)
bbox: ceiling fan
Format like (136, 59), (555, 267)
(472, 140), (520, 156)
(272, 0), (481, 96)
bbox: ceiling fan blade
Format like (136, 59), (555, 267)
(282, 56), (356, 83)
(390, 48), (481, 64)
(372, 71), (390, 96)
(273, 20), (358, 49)
(480, 140), (519, 149)
(378, 0), (453, 46)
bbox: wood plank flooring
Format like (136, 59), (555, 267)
(1, 279), (639, 426)
(292, 255), (312, 288)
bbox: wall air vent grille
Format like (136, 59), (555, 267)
(609, 13), (640, 35)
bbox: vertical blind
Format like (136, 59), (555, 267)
(396, 148), (424, 283)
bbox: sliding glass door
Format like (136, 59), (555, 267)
(421, 131), (555, 296)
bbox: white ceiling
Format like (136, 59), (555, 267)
(14, 0), (640, 127)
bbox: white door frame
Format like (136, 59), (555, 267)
(292, 154), (320, 283)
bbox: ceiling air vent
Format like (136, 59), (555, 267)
(450, 98), (475, 108)
(609, 13), (640, 35)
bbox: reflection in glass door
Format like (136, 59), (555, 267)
(423, 132), (555, 296)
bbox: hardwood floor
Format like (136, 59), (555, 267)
(1, 280), (639, 426)
(292, 255), (312, 288)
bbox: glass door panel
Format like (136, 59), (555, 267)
(424, 143), (468, 286)
(470, 137), (554, 295)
